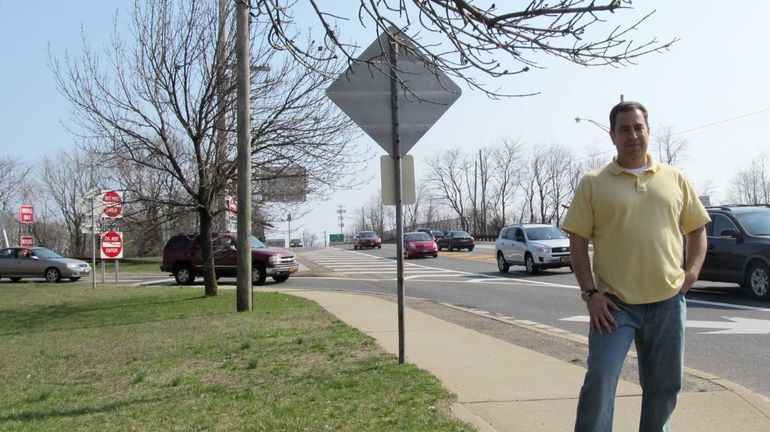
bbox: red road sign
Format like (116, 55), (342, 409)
(226, 196), (237, 218)
(102, 190), (123, 218)
(19, 205), (34, 223)
(100, 231), (123, 259)
(20, 236), (34, 247)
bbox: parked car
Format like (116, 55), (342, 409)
(436, 230), (475, 251)
(353, 231), (382, 249)
(417, 228), (444, 242)
(0, 246), (91, 282)
(495, 223), (571, 275)
(698, 205), (770, 300)
(161, 232), (298, 285)
(403, 232), (438, 259)
(289, 238), (303, 247)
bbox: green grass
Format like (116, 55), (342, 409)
(93, 256), (162, 273)
(0, 284), (473, 431)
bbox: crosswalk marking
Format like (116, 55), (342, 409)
(301, 248), (466, 280)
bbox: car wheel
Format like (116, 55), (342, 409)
(525, 254), (539, 275)
(497, 253), (510, 273)
(69, 277), (81, 282)
(437, 244), (443, 251)
(745, 261), (770, 300)
(378, 245), (382, 249)
(272, 274), (289, 283)
(468, 246), (474, 252)
(354, 245), (358, 250)
(45, 267), (62, 283)
(174, 264), (195, 285)
(252, 264), (267, 286)
(433, 253), (438, 258)
(10, 277), (22, 282)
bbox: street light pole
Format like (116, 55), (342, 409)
(574, 116), (610, 133)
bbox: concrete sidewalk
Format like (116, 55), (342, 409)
(260, 287), (770, 431)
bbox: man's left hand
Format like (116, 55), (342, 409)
(680, 270), (699, 294)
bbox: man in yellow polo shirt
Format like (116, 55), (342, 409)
(563, 101), (710, 432)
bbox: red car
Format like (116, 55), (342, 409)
(403, 231), (438, 259)
(353, 231), (382, 249)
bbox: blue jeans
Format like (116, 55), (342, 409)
(574, 292), (686, 432)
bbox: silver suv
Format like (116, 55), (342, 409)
(495, 223), (571, 274)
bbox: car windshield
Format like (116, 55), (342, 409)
(450, 231), (470, 238)
(32, 248), (62, 259)
(525, 226), (567, 241)
(249, 236), (266, 249)
(358, 231), (377, 238)
(405, 233), (432, 241)
(736, 212), (770, 236)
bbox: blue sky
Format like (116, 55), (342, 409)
(2, 1), (769, 242)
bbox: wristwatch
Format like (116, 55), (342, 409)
(581, 289), (599, 303)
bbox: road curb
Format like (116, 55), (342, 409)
(441, 302), (770, 410)
(451, 402), (500, 432)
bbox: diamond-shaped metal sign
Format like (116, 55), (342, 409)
(326, 28), (461, 156)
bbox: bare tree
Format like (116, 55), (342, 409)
(544, 144), (574, 225)
(40, 149), (103, 256)
(301, 230), (318, 247)
(52, 0), (363, 295)
(254, 1), (675, 97)
(0, 156), (31, 209)
(654, 124), (688, 166)
(728, 154), (770, 204)
(426, 148), (471, 230)
(404, 181), (431, 230)
(488, 138), (522, 230)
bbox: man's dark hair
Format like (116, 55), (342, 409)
(609, 101), (649, 132)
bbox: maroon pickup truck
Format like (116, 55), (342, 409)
(161, 232), (299, 285)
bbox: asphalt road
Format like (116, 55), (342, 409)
(292, 243), (770, 400)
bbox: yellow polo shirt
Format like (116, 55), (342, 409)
(563, 155), (710, 304)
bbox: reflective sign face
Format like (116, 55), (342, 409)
(102, 191), (123, 218)
(326, 28), (461, 157)
(19, 205), (34, 223)
(101, 231), (123, 259)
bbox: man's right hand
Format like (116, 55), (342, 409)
(587, 293), (619, 333)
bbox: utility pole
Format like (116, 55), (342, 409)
(287, 214), (291, 247)
(215, 0), (228, 232)
(336, 205), (346, 237)
(235, 0), (252, 312)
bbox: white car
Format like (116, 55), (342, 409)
(495, 224), (571, 274)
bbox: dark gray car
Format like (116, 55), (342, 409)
(0, 246), (91, 282)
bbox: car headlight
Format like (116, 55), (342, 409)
(269, 255), (281, 264)
(534, 246), (550, 254)
(67, 263), (82, 269)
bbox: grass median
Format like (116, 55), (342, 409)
(0, 284), (473, 431)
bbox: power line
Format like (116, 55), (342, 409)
(672, 107), (770, 137)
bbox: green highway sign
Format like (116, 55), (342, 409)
(329, 234), (344, 244)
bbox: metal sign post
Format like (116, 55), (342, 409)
(326, 27), (461, 365)
(91, 195), (96, 289)
(388, 37), (407, 364)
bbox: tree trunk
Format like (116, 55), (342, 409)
(198, 207), (218, 296)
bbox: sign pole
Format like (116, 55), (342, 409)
(389, 36), (406, 365)
(91, 195), (96, 289)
